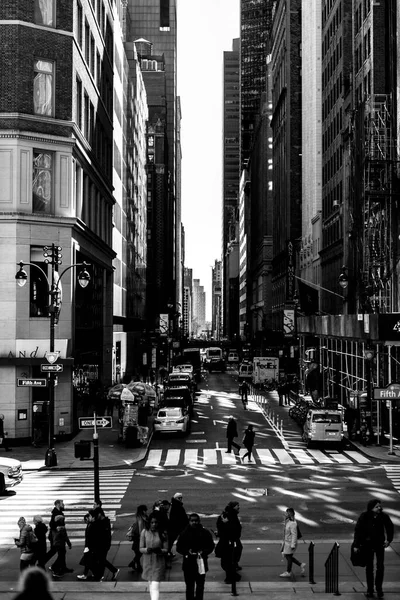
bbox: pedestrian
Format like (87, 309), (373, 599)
(240, 381), (249, 409)
(13, 566), (54, 600)
(223, 501), (243, 572)
(44, 515), (73, 577)
(0, 413), (12, 451)
(33, 515), (48, 569)
(77, 512), (96, 580)
(128, 504), (149, 572)
(48, 499), (65, 548)
(150, 499), (170, 537)
(225, 416), (241, 454)
(15, 517), (37, 571)
(215, 510), (241, 584)
(353, 498), (394, 598)
(279, 508), (306, 578)
(139, 514), (168, 600)
(241, 424), (255, 462)
(92, 501), (120, 581)
(176, 513), (215, 600)
(168, 493), (189, 555)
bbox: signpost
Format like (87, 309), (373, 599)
(78, 416), (112, 429)
(373, 383), (398, 455)
(17, 378), (47, 387)
(41, 364), (63, 373)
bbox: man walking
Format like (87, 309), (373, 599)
(176, 513), (215, 600)
(240, 381), (249, 409)
(225, 416), (240, 454)
(93, 500), (120, 581)
(168, 493), (189, 555)
(353, 498), (394, 598)
(48, 500), (65, 548)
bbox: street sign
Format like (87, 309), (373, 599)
(373, 382), (400, 400)
(17, 378), (47, 387)
(45, 352), (60, 364)
(41, 364), (64, 373)
(78, 416), (113, 429)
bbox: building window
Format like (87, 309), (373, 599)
(34, 0), (55, 27)
(77, 1), (83, 47)
(33, 150), (53, 213)
(76, 77), (82, 129)
(33, 60), (54, 116)
(160, 0), (169, 28)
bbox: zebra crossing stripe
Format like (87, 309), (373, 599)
(327, 452), (352, 464)
(184, 449), (198, 465)
(290, 449), (315, 464)
(164, 449), (181, 466)
(343, 450), (371, 464)
(203, 449), (218, 464)
(307, 449), (335, 463)
(272, 449), (295, 464)
(146, 449), (163, 466)
(256, 449), (275, 464)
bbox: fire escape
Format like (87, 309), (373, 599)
(361, 94), (398, 313)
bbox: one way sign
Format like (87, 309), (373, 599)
(78, 416), (113, 429)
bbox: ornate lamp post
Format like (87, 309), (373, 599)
(16, 244), (90, 466)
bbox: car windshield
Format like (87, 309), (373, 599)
(312, 413), (341, 423)
(158, 408), (182, 418)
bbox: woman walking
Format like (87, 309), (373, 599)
(140, 515), (168, 600)
(241, 425), (255, 463)
(280, 508), (306, 578)
(128, 504), (149, 572)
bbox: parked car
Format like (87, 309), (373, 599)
(302, 409), (344, 449)
(0, 456), (23, 494)
(153, 406), (190, 435)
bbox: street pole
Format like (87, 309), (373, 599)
(45, 245), (59, 467)
(93, 412), (100, 502)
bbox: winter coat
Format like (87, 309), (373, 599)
(16, 524), (36, 555)
(176, 524), (215, 574)
(168, 499), (189, 543)
(34, 521), (48, 557)
(242, 429), (255, 448)
(140, 528), (168, 582)
(226, 419), (238, 439)
(354, 510), (394, 549)
(52, 525), (71, 550)
(281, 518), (298, 555)
(131, 515), (148, 552)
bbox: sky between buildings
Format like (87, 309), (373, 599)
(177, 0), (240, 321)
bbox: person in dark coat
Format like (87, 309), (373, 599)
(353, 498), (394, 598)
(150, 499), (170, 538)
(240, 381), (249, 408)
(223, 502), (243, 571)
(44, 515), (72, 577)
(241, 424), (255, 462)
(225, 416), (240, 454)
(13, 566), (54, 600)
(15, 517), (36, 571)
(0, 413), (11, 451)
(33, 515), (48, 569)
(215, 510), (241, 584)
(168, 493), (189, 554)
(176, 513), (215, 600)
(48, 499), (64, 548)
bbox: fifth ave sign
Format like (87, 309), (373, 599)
(373, 382), (400, 400)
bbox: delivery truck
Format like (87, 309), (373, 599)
(252, 357), (279, 386)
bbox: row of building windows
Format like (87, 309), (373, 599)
(322, 181), (343, 217)
(354, 29), (371, 73)
(322, 74), (342, 121)
(322, 1), (342, 45)
(322, 108), (342, 152)
(322, 36), (342, 89)
(322, 145), (343, 186)
(355, 0), (371, 33)
(322, 215), (342, 248)
(34, 0), (55, 27)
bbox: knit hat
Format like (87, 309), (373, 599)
(367, 499), (381, 511)
(174, 493), (183, 499)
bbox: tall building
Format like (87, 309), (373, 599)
(222, 39), (240, 341)
(269, 0), (302, 339)
(128, 0), (181, 330)
(183, 267), (193, 338)
(113, 3), (148, 383)
(211, 260), (223, 340)
(240, 0), (272, 168)
(0, 0), (115, 441)
(192, 279), (206, 338)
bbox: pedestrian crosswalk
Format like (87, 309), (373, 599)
(0, 469), (133, 546)
(383, 464), (400, 494)
(144, 447), (371, 468)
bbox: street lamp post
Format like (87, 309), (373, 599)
(16, 244), (90, 467)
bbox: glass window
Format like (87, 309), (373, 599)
(30, 247), (49, 318)
(34, 0), (55, 27)
(33, 150), (53, 213)
(33, 60), (54, 116)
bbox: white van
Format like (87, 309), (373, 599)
(238, 362), (253, 382)
(302, 409), (344, 449)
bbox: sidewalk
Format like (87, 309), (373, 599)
(1, 539), (400, 598)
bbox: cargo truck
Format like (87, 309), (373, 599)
(252, 357), (279, 385)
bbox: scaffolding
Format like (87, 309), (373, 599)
(362, 94), (397, 312)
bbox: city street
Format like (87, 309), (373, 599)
(0, 369), (399, 597)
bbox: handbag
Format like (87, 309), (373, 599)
(196, 555), (205, 575)
(126, 525), (134, 541)
(20, 552), (34, 561)
(350, 541), (366, 567)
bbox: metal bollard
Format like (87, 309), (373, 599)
(308, 541), (316, 584)
(325, 542), (340, 595)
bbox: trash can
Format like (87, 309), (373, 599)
(74, 440), (91, 459)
